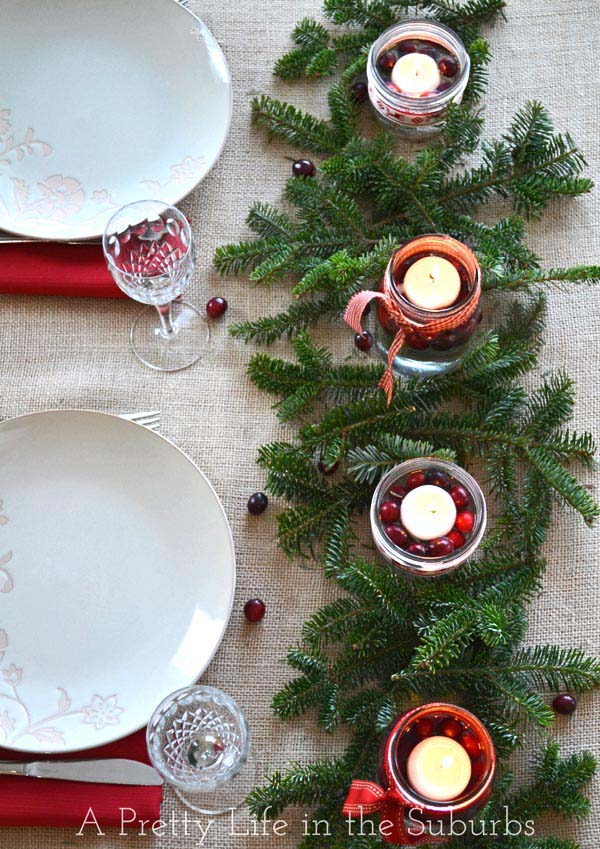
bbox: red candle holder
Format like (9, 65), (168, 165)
(343, 702), (496, 845)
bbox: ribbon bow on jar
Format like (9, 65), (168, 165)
(342, 779), (446, 845)
(344, 281), (480, 405)
(344, 236), (482, 404)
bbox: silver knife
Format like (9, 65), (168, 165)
(0, 758), (163, 786)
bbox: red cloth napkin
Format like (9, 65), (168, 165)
(0, 729), (163, 828)
(0, 242), (124, 298)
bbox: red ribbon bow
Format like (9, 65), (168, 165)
(344, 282), (480, 405)
(342, 779), (446, 846)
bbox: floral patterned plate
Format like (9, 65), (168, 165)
(0, 411), (235, 753)
(0, 0), (231, 240)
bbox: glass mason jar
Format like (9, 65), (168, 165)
(378, 703), (496, 839)
(370, 458), (486, 578)
(374, 234), (482, 379)
(367, 19), (470, 138)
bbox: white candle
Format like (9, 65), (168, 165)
(403, 256), (461, 310)
(400, 485), (456, 541)
(391, 53), (441, 96)
(407, 736), (472, 802)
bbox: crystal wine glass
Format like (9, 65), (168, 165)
(146, 686), (256, 815)
(103, 200), (208, 371)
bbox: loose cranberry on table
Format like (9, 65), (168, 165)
(206, 297), (228, 318)
(244, 598), (266, 622)
(292, 159), (316, 177)
(354, 330), (373, 351)
(350, 81), (369, 102)
(247, 492), (268, 515)
(318, 459), (339, 475)
(552, 693), (577, 715)
(455, 510), (475, 533)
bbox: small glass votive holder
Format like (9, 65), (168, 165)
(382, 703), (496, 835)
(374, 234), (482, 379)
(367, 19), (470, 138)
(370, 458), (486, 578)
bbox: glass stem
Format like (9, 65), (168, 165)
(156, 302), (177, 339)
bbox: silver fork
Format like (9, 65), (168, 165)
(120, 411), (161, 432)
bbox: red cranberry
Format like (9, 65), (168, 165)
(318, 459), (339, 475)
(397, 40), (417, 55)
(437, 81), (452, 92)
(292, 159), (316, 177)
(439, 718), (463, 739)
(425, 469), (451, 490)
(455, 511), (475, 533)
(431, 331), (459, 351)
(389, 483), (407, 501)
(378, 50), (397, 71)
(427, 536), (455, 557)
(405, 332), (429, 350)
(206, 296), (228, 318)
(350, 81), (369, 102)
(415, 41), (437, 59)
(460, 730), (481, 759)
(552, 694), (577, 715)
(438, 56), (458, 78)
(247, 492), (268, 515)
(470, 757), (487, 781)
(377, 303), (398, 335)
(407, 542), (427, 556)
(414, 717), (435, 739)
(385, 525), (409, 548)
(380, 501), (401, 523)
(454, 316), (478, 344)
(244, 598), (266, 622)
(406, 471), (427, 490)
(447, 530), (466, 550)
(450, 485), (470, 508)
(354, 330), (373, 351)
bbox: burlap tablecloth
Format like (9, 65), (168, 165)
(0, 1), (598, 846)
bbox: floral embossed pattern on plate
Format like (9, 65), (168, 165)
(0, 0), (231, 240)
(0, 411), (235, 753)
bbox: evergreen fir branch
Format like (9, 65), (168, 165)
(251, 95), (342, 153)
(504, 744), (596, 821)
(216, 3), (600, 844)
(485, 264), (600, 292)
(247, 758), (351, 818)
(348, 437), (456, 484)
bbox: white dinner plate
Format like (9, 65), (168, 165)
(0, 411), (235, 753)
(0, 0), (231, 240)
